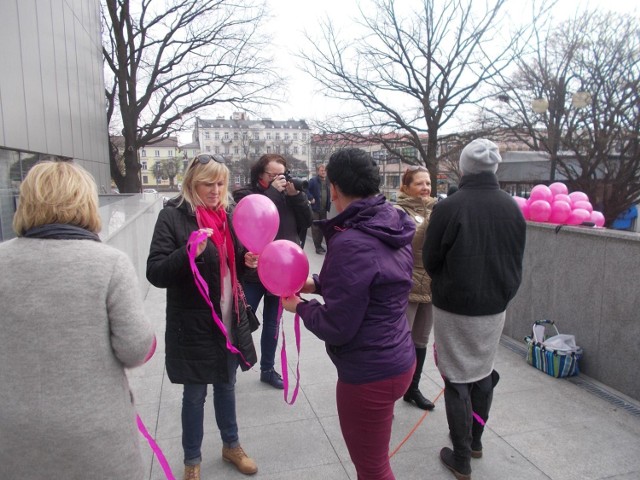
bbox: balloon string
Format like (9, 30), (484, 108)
(279, 299), (301, 405)
(137, 414), (175, 479)
(187, 231), (250, 367)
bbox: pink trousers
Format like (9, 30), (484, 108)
(336, 364), (415, 480)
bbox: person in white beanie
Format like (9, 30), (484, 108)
(423, 138), (526, 479)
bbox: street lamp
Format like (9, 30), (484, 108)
(531, 90), (590, 182)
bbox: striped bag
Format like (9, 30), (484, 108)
(524, 320), (582, 378)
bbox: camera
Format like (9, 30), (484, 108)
(284, 170), (309, 192)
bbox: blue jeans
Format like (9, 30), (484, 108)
(242, 281), (279, 372)
(182, 353), (239, 465)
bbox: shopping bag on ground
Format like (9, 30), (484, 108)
(524, 319), (582, 378)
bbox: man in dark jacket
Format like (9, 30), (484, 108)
(307, 164), (331, 254)
(423, 139), (526, 480)
(233, 154), (312, 389)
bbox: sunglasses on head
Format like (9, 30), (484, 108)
(406, 165), (428, 172)
(191, 154), (225, 167)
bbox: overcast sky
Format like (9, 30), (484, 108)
(255, 0), (638, 124)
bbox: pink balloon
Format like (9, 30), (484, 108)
(554, 193), (572, 205)
(573, 200), (593, 213)
(528, 200), (552, 222)
(567, 208), (591, 225)
(549, 200), (571, 224)
(590, 211), (605, 227)
(549, 182), (568, 196)
(569, 191), (589, 204)
(232, 194), (279, 254)
(529, 184), (553, 204)
(513, 196), (529, 220)
(258, 240), (309, 296)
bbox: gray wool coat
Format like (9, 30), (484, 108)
(0, 238), (155, 480)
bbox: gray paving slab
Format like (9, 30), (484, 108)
(129, 235), (640, 480)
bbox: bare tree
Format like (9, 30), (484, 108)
(102, 0), (281, 192)
(299, 0), (554, 193)
(486, 10), (640, 225)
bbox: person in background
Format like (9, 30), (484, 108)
(147, 154), (258, 479)
(395, 166), (437, 411)
(307, 163), (331, 254)
(0, 161), (155, 480)
(423, 139), (526, 480)
(233, 154), (312, 389)
(282, 148), (416, 480)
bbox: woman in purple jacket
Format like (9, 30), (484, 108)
(282, 148), (416, 480)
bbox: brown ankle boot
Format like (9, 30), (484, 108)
(222, 445), (258, 475)
(183, 463), (200, 480)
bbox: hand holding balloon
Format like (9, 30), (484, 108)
(282, 295), (303, 313)
(244, 252), (259, 269)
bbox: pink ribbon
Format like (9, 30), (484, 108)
(278, 299), (302, 405)
(187, 230), (250, 367)
(137, 414), (175, 480)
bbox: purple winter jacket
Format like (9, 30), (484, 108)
(296, 195), (417, 384)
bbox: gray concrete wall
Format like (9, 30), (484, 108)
(505, 222), (640, 401)
(99, 195), (163, 298)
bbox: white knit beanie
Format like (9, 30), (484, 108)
(459, 139), (502, 175)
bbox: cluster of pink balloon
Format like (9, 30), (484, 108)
(232, 194), (309, 297)
(513, 183), (605, 227)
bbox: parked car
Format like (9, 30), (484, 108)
(143, 189), (158, 194)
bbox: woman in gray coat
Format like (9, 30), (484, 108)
(0, 161), (156, 479)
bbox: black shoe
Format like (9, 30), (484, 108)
(470, 439), (483, 458)
(315, 248), (325, 255)
(440, 447), (471, 480)
(403, 389), (435, 410)
(260, 369), (284, 389)
(316, 246), (326, 253)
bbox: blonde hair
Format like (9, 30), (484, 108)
(181, 156), (230, 209)
(13, 161), (102, 235)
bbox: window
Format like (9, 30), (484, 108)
(276, 145), (281, 153)
(254, 147), (259, 154)
(205, 132), (210, 140)
(224, 132), (229, 140)
(302, 133), (308, 141)
(142, 175), (148, 183)
(266, 146), (271, 153)
(205, 145), (211, 152)
(168, 150), (174, 157)
(293, 133), (298, 141)
(302, 146), (307, 154)
(234, 132), (239, 140)
(294, 146), (299, 154)
(266, 132), (272, 140)
(253, 132), (259, 140)
(214, 146), (220, 153)
(192, 150), (197, 156)
(275, 132), (281, 140)
(141, 149), (147, 157)
(225, 146), (230, 154)
(141, 161), (147, 170)
(154, 150), (160, 157)
(214, 132), (220, 141)
(284, 133), (290, 140)
(234, 146), (239, 154)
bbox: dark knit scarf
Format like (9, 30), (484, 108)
(195, 206), (240, 319)
(23, 224), (101, 242)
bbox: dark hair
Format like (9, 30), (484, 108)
(447, 184), (459, 196)
(249, 154), (287, 186)
(326, 148), (380, 197)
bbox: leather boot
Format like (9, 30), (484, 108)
(470, 370), (500, 459)
(403, 347), (435, 410)
(441, 379), (472, 479)
(183, 464), (200, 480)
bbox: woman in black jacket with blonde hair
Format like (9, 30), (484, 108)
(147, 154), (258, 479)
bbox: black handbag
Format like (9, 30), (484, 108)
(245, 304), (260, 332)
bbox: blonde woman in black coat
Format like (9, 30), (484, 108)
(147, 154), (258, 479)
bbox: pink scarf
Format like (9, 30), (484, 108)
(195, 206), (240, 322)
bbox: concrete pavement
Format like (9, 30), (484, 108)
(128, 237), (640, 480)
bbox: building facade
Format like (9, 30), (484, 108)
(193, 113), (311, 188)
(0, 0), (110, 242)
